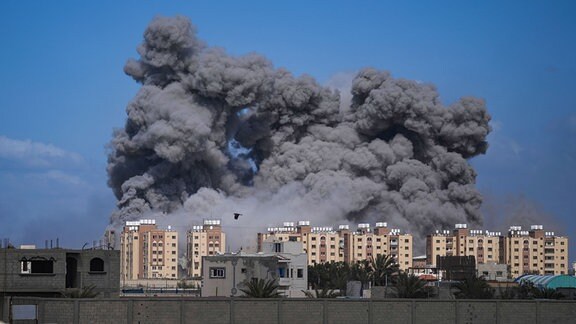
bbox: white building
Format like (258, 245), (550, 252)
(201, 240), (307, 297)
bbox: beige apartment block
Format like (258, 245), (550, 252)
(120, 219), (178, 281)
(257, 221), (342, 264)
(186, 219), (226, 278)
(426, 224), (569, 278)
(426, 224), (503, 267)
(505, 225), (568, 277)
(345, 223), (413, 271)
(257, 221), (413, 271)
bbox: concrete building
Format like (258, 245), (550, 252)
(202, 240), (307, 297)
(257, 221), (413, 271)
(120, 219), (179, 281)
(426, 223), (569, 278)
(346, 223), (413, 270)
(186, 219), (226, 278)
(504, 225), (568, 277)
(0, 245), (119, 297)
(426, 223), (503, 268)
(477, 263), (508, 281)
(257, 221), (342, 264)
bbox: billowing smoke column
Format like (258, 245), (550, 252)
(108, 16), (491, 250)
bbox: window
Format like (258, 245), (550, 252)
(20, 259), (54, 274)
(274, 243), (282, 253)
(496, 271), (503, 276)
(209, 267), (225, 278)
(278, 267), (286, 278)
(89, 258), (105, 272)
(297, 268), (304, 278)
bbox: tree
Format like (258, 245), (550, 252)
(453, 275), (494, 299)
(497, 283), (517, 299)
(531, 287), (564, 300)
(349, 260), (372, 292)
(302, 287), (341, 298)
(308, 262), (350, 294)
(239, 279), (282, 298)
(394, 273), (430, 298)
(370, 254), (399, 286)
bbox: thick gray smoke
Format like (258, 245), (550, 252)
(108, 16), (491, 251)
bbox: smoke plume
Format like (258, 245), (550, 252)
(107, 16), (491, 251)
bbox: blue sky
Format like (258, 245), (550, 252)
(0, 1), (574, 260)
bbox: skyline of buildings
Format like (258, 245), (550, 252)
(118, 218), (570, 281)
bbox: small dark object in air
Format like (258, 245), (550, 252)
(234, 213), (242, 220)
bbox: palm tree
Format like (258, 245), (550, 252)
(308, 262), (350, 294)
(239, 278), (282, 298)
(394, 273), (429, 298)
(350, 260), (372, 292)
(453, 275), (494, 299)
(370, 254), (399, 287)
(302, 287), (341, 298)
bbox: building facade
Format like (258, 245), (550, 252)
(186, 219), (226, 278)
(201, 240), (307, 297)
(120, 219), (179, 281)
(426, 224), (503, 267)
(426, 224), (569, 278)
(0, 246), (119, 297)
(504, 225), (568, 277)
(257, 221), (413, 271)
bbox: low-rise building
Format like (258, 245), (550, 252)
(477, 263), (508, 281)
(0, 245), (119, 297)
(202, 240), (307, 297)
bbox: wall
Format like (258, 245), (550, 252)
(0, 248), (120, 297)
(3, 297), (576, 323)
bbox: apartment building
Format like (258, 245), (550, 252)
(186, 219), (226, 278)
(257, 221), (413, 271)
(426, 224), (503, 267)
(426, 223), (569, 277)
(504, 225), (568, 277)
(120, 219), (179, 281)
(343, 223), (413, 270)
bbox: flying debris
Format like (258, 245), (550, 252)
(107, 16), (491, 249)
(234, 213), (242, 220)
